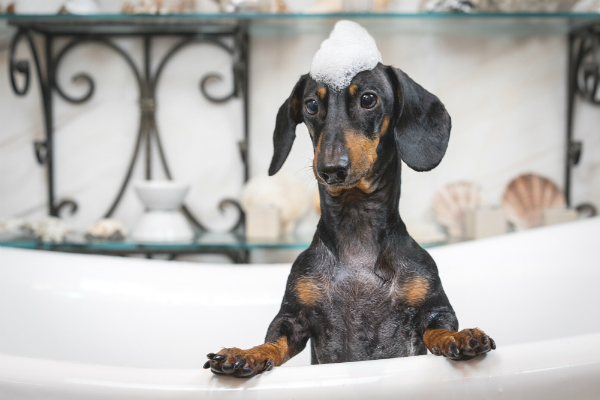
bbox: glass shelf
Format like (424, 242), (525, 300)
(1, 12), (599, 35)
(0, 231), (445, 255)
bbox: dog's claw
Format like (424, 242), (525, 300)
(207, 353), (216, 360)
(481, 335), (489, 345)
(432, 346), (440, 356)
(448, 342), (460, 359)
(221, 362), (235, 373)
(213, 355), (226, 362)
(203, 361), (211, 369)
(490, 338), (496, 350)
(264, 359), (275, 372)
(233, 358), (246, 370)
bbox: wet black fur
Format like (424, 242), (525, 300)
(266, 63), (458, 364)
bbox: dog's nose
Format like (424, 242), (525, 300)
(318, 162), (349, 185)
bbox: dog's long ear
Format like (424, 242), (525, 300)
(386, 67), (451, 172)
(268, 74), (308, 176)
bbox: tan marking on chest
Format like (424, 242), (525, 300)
(401, 277), (430, 306)
(295, 277), (322, 306)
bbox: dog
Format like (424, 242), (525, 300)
(204, 62), (496, 378)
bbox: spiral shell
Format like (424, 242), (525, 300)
(502, 173), (565, 230)
(433, 181), (482, 239)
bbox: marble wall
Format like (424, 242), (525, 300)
(1, 13), (599, 262)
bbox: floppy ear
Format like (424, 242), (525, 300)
(386, 66), (451, 172)
(268, 74), (308, 176)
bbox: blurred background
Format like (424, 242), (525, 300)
(0, 0), (599, 263)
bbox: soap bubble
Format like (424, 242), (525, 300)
(310, 20), (382, 91)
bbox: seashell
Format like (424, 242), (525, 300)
(85, 218), (128, 241)
(122, 0), (195, 14)
(433, 181), (482, 239)
(241, 172), (310, 235)
(502, 173), (565, 230)
(22, 217), (71, 243)
(0, 217), (26, 234)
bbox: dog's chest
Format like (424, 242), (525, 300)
(309, 259), (423, 363)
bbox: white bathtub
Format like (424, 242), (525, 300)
(1, 218), (599, 399)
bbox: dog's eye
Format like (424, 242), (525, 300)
(305, 100), (318, 115)
(361, 93), (377, 109)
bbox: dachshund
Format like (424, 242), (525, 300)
(204, 63), (496, 378)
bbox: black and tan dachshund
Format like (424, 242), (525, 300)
(204, 63), (496, 378)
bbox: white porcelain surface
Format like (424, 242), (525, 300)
(132, 181), (194, 243)
(131, 210), (194, 243)
(133, 180), (190, 211)
(1, 218), (599, 399)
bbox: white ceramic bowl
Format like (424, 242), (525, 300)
(131, 211), (194, 243)
(133, 180), (190, 211)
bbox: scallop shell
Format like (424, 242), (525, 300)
(433, 181), (482, 239)
(84, 218), (128, 241)
(502, 173), (566, 230)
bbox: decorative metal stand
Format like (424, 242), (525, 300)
(567, 22), (600, 216)
(8, 18), (249, 262)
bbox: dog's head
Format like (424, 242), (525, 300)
(268, 63), (451, 192)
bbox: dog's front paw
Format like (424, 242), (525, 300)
(203, 348), (275, 378)
(423, 328), (496, 360)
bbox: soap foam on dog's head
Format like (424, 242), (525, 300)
(310, 20), (382, 91)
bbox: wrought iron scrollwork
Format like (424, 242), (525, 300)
(35, 32), (246, 233)
(56, 199), (78, 217)
(566, 23), (600, 216)
(54, 37), (144, 104)
(153, 35), (238, 103)
(574, 24), (600, 105)
(219, 199), (245, 233)
(9, 30), (38, 96)
(9, 28), (79, 217)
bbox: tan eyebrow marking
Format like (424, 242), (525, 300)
(317, 87), (327, 99)
(349, 84), (358, 95)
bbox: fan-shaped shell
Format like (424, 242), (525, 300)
(433, 182), (482, 239)
(502, 173), (565, 230)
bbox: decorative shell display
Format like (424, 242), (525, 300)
(241, 172), (310, 234)
(84, 218), (128, 241)
(22, 217), (71, 243)
(421, 0), (579, 12)
(433, 181), (482, 239)
(0, 217), (26, 235)
(502, 173), (566, 230)
(122, 0), (196, 14)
